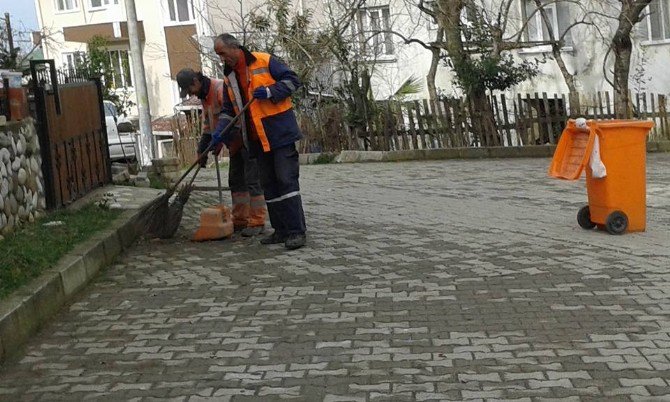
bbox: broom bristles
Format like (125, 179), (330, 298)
(135, 188), (175, 238)
(136, 184), (194, 239)
(155, 184), (193, 239)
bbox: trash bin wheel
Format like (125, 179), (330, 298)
(577, 206), (596, 229)
(605, 211), (628, 235)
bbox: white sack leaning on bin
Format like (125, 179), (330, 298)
(576, 117), (607, 179)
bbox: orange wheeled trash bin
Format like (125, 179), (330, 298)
(549, 119), (654, 234)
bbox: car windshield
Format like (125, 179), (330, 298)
(104, 103), (117, 117)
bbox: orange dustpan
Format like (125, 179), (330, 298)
(192, 154), (234, 241)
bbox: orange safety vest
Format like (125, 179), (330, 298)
(224, 52), (293, 152)
(202, 78), (224, 134)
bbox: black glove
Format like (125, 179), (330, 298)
(197, 133), (212, 167)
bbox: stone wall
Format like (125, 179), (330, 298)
(0, 118), (47, 239)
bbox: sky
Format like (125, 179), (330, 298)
(2, 0), (39, 51)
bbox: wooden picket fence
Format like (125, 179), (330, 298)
(298, 91), (670, 153)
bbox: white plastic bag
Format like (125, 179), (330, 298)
(589, 132), (607, 179)
(575, 118), (607, 179)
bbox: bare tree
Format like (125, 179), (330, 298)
(1, 14), (57, 70)
(429, 0), (545, 145)
(525, 0), (653, 118)
(528, 0), (591, 115)
(608, 0), (652, 118)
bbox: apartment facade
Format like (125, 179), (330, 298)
(199, 0), (670, 101)
(34, 0), (209, 117)
(342, 0), (670, 102)
(34, 0), (670, 118)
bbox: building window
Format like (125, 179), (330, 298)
(522, 0), (573, 46)
(641, 0), (670, 41)
(166, 0), (195, 23)
(107, 50), (133, 89)
(56, 0), (79, 12)
(63, 52), (85, 71)
(90, 0), (119, 8)
(525, 0), (559, 42)
(356, 6), (394, 56)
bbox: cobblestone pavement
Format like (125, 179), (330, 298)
(1, 154), (670, 401)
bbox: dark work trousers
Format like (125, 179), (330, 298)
(228, 147), (266, 228)
(257, 142), (306, 236)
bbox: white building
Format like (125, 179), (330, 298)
(33, 0), (210, 117)
(339, 0), (670, 103)
(33, 0), (670, 119)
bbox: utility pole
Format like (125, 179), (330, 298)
(124, 0), (155, 166)
(5, 13), (16, 67)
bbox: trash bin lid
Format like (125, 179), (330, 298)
(593, 119), (654, 130)
(548, 120), (595, 180)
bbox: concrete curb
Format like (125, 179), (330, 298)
(334, 146), (557, 164)
(0, 208), (142, 363)
(299, 152), (338, 165)
(301, 141), (670, 165)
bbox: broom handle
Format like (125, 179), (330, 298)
(187, 165), (201, 187)
(214, 154), (223, 204)
(171, 98), (255, 190)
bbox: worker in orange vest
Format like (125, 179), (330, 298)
(176, 68), (267, 237)
(208, 34), (307, 250)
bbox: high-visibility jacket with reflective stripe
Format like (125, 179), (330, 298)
(218, 50), (303, 152)
(202, 78), (224, 134)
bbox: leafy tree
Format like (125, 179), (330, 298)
(75, 36), (135, 116)
(436, 0), (540, 145)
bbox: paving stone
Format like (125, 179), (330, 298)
(458, 373), (502, 382)
(505, 372), (545, 381)
(620, 378), (667, 387)
(546, 371), (592, 380)
(1, 156), (670, 400)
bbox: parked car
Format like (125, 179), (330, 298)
(103, 100), (137, 161)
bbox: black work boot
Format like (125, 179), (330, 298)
(260, 232), (286, 245)
(284, 233), (306, 250)
(241, 226), (264, 237)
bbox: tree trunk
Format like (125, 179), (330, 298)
(532, 0), (580, 117)
(426, 28), (443, 104)
(439, 0), (467, 70)
(439, 0), (499, 146)
(612, 32), (633, 119)
(468, 88), (499, 147)
(611, 0), (651, 119)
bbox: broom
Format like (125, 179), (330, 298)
(152, 165), (201, 239)
(136, 98), (255, 239)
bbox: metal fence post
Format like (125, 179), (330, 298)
(94, 77), (112, 184)
(33, 86), (57, 209)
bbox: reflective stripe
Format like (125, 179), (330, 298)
(265, 191), (300, 204)
(252, 67), (270, 75)
(226, 73), (249, 150)
(280, 79), (296, 92)
(220, 113), (235, 121)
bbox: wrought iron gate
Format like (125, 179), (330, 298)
(30, 60), (111, 209)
